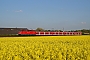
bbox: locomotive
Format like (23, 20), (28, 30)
(18, 30), (82, 36)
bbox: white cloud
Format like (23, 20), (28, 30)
(81, 22), (86, 24)
(15, 10), (23, 12)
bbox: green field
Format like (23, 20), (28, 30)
(0, 36), (90, 60)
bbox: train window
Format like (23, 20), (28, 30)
(70, 33), (72, 34)
(56, 32), (58, 34)
(63, 33), (66, 34)
(67, 33), (69, 34)
(59, 33), (62, 34)
(45, 32), (49, 34)
(50, 32), (54, 34)
(40, 32), (44, 34)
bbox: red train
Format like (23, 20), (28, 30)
(18, 30), (82, 36)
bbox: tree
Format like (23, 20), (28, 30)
(55, 30), (60, 32)
(36, 28), (44, 31)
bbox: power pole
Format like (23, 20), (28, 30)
(63, 28), (64, 32)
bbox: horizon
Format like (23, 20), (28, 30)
(0, 27), (89, 31)
(0, 0), (90, 30)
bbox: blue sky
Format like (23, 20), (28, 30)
(0, 0), (90, 30)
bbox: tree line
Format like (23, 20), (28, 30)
(36, 28), (90, 35)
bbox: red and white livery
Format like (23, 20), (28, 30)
(18, 30), (82, 36)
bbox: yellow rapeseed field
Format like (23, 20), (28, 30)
(0, 36), (90, 60)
